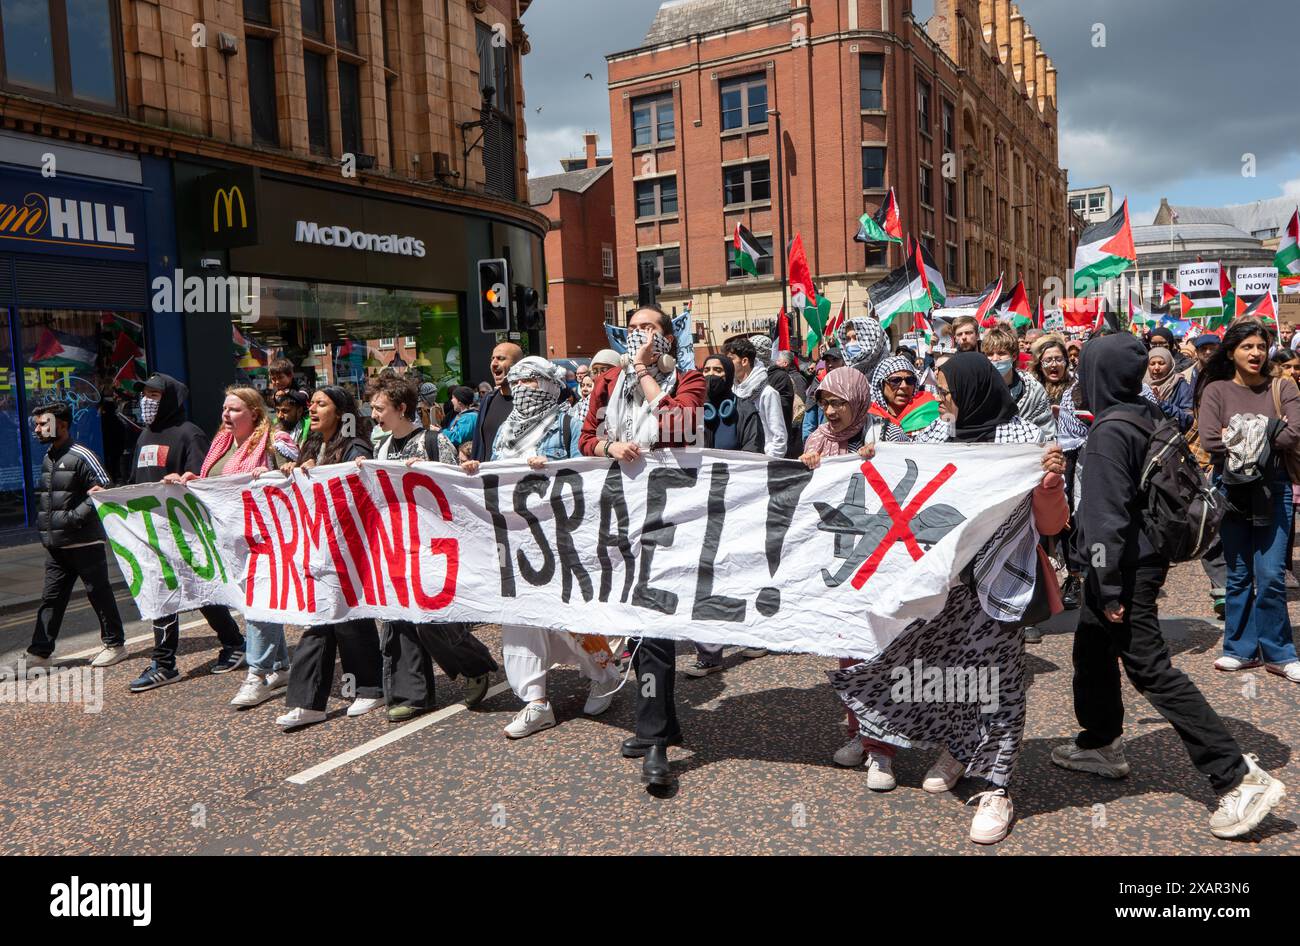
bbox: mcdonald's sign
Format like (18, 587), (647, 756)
(198, 167), (260, 249)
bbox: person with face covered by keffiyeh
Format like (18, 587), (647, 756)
(578, 305), (705, 789)
(837, 316), (889, 378)
(459, 356), (621, 739)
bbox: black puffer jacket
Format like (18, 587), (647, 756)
(35, 440), (113, 548)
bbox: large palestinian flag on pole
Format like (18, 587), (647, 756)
(868, 261), (931, 330)
(733, 223), (764, 277)
(855, 188), (903, 244)
(1276, 209), (1300, 290)
(909, 237), (946, 306)
(973, 274), (1004, 327)
(787, 233), (817, 310)
(1073, 200), (1136, 295)
(995, 279), (1033, 329)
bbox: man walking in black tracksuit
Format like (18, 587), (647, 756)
(110, 374), (246, 692)
(19, 402), (127, 671)
(1056, 334), (1285, 839)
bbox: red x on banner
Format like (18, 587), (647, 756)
(850, 460), (958, 590)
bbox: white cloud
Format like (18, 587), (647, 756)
(1283, 178), (1300, 197)
(525, 124), (593, 178)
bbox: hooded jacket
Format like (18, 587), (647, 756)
(131, 374), (209, 484)
(1071, 335), (1165, 605)
(35, 439), (113, 547)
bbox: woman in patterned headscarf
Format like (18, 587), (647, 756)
(868, 354), (948, 443)
(829, 352), (1068, 845)
(460, 356), (622, 740)
(837, 316), (889, 376)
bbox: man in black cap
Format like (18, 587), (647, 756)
(101, 374), (247, 691)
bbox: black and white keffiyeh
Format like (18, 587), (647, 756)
(970, 494), (1038, 623)
(992, 415), (1046, 444)
(606, 328), (677, 448)
(837, 316), (888, 375)
(493, 356), (567, 459)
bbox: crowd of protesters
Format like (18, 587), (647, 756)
(11, 306), (1296, 846)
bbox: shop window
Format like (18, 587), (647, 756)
(0, 0), (123, 109)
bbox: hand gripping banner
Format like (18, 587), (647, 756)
(92, 447), (1043, 659)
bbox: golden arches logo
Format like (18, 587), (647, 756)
(212, 186), (248, 232)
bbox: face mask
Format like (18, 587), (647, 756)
(992, 359), (1014, 379)
(140, 397), (160, 425)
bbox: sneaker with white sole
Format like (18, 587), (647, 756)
(1210, 754), (1286, 839)
(833, 737), (866, 768)
(504, 701), (556, 739)
(129, 663), (180, 692)
(1215, 655), (1263, 672)
(211, 647), (246, 674)
(347, 696), (385, 717)
(923, 749), (966, 793)
(1265, 661), (1300, 683)
(276, 706), (327, 730)
(582, 678), (615, 716)
(683, 659), (723, 678)
(90, 645), (129, 668)
(1050, 736), (1131, 778)
(738, 647), (769, 659)
(865, 752), (897, 792)
(264, 668), (290, 691)
(968, 789), (1014, 844)
(230, 672), (281, 708)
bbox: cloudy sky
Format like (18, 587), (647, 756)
(521, 0), (1300, 223)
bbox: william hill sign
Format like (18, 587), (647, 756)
(0, 167), (146, 262)
(198, 167), (260, 249)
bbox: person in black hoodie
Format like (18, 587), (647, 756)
(274, 386), (386, 730)
(113, 374), (247, 692)
(21, 402), (127, 671)
(1054, 334), (1285, 840)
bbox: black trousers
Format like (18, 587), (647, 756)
(1073, 564), (1247, 793)
(29, 544), (126, 658)
(151, 606), (244, 670)
(286, 619), (383, 711)
(381, 620), (497, 709)
(632, 636), (681, 746)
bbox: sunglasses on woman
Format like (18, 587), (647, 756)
(883, 375), (917, 389)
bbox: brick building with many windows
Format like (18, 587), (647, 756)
(605, 0), (1072, 351)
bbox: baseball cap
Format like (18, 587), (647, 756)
(129, 374), (167, 394)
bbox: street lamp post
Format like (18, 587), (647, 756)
(767, 108), (793, 340)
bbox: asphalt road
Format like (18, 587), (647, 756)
(0, 562), (1296, 855)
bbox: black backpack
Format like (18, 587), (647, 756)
(1090, 411), (1224, 563)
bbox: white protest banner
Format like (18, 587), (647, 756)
(1178, 262), (1223, 320)
(1233, 266), (1278, 311)
(92, 447), (1043, 660)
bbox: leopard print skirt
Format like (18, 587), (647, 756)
(827, 583), (1027, 788)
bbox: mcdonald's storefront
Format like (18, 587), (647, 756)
(173, 160), (546, 435)
(0, 139), (179, 540)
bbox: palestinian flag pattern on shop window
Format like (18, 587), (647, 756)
(32, 328), (96, 370)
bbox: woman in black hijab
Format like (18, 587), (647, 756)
(700, 354), (762, 452)
(936, 352), (1038, 444)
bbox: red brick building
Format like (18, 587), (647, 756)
(529, 134), (619, 359)
(604, 0), (1072, 350)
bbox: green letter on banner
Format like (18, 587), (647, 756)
(127, 496), (178, 590)
(97, 502), (143, 596)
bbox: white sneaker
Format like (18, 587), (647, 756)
(969, 789), (1014, 844)
(504, 701), (556, 739)
(923, 749), (966, 793)
(583, 678), (615, 716)
(1210, 754), (1286, 839)
(276, 707), (327, 730)
(1265, 661), (1300, 683)
(738, 647), (769, 659)
(1215, 655), (1263, 672)
(833, 737), (866, 768)
(230, 672), (268, 708)
(264, 668), (290, 691)
(90, 645), (129, 668)
(1050, 736), (1131, 778)
(865, 752), (897, 792)
(347, 696), (385, 717)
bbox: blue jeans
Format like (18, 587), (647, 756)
(245, 621), (289, 674)
(1220, 473), (1298, 664)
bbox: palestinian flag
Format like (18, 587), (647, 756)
(868, 260), (931, 330)
(1178, 262), (1225, 323)
(1128, 293), (1158, 331)
(1062, 297), (1104, 331)
(1240, 291), (1278, 325)
(787, 233), (817, 310)
(1073, 200), (1135, 294)
(869, 391), (942, 434)
(997, 279), (1033, 329)
(1220, 265), (1235, 321)
(855, 188), (903, 244)
(973, 275), (1004, 328)
(32, 329), (95, 370)
(1277, 209), (1300, 288)
(1161, 282), (1179, 305)
(911, 245), (936, 344)
(910, 237), (946, 306)
(777, 309), (791, 352)
(733, 223), (764, 277)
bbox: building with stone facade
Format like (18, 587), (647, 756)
(604, 0), (1072, 353)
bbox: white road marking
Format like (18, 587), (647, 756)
(286, 681), (512, 786)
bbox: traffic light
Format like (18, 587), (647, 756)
(515, 284), (543, 331)
(478, 258), (510, 333)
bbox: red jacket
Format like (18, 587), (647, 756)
(579, 368), (706, 454)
